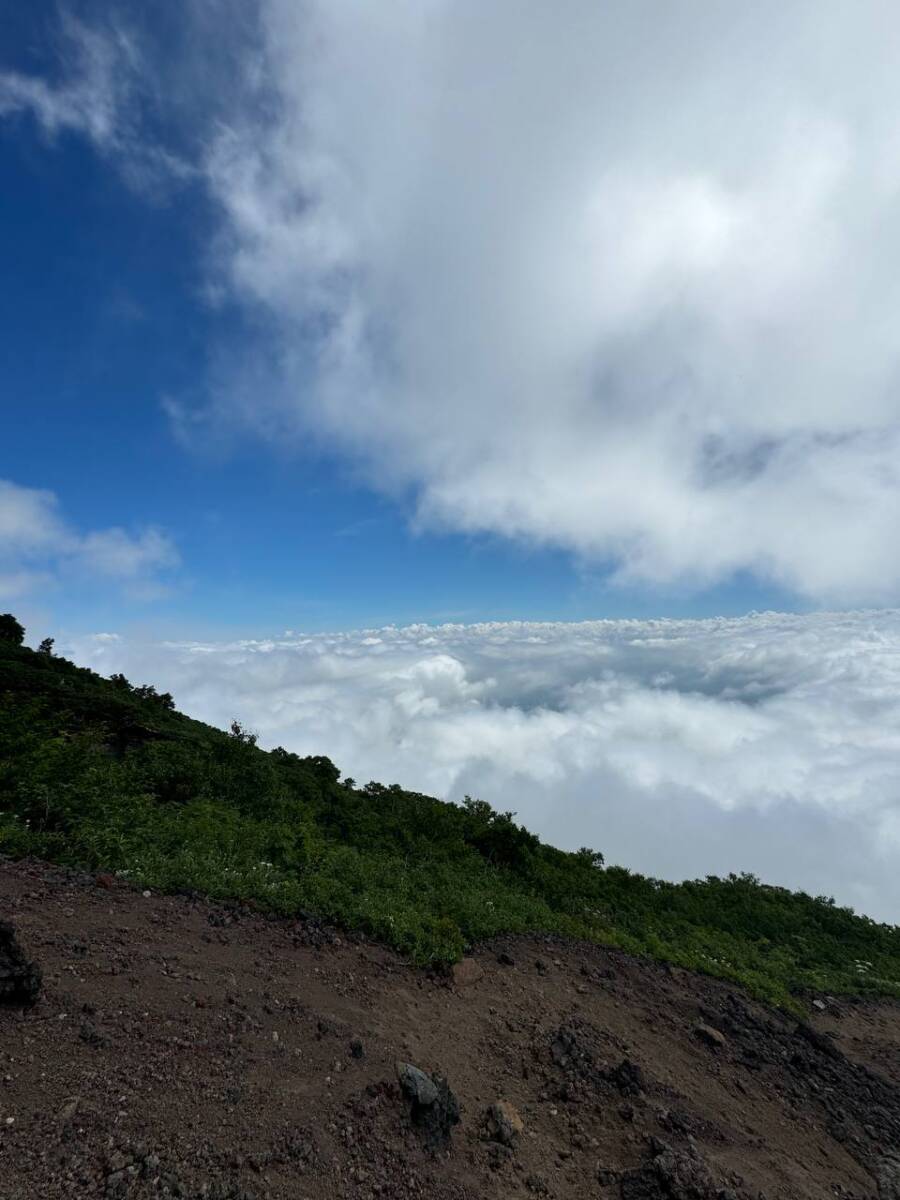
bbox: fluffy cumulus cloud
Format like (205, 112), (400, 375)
(190, 0), (900, 603)
(67, 609), (900, 924)
(8, 4), (900, 602)
(0, 479), (178, 601)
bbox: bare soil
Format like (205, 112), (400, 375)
(1, 858), (899, 1200)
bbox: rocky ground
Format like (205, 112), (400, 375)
(1, 858), (899, 1200)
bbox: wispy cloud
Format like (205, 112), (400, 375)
(0, 479), (179, 600)
(0, 13), (193, 191)
(0, 15), (132, 146)
(67, 609), (900, 924)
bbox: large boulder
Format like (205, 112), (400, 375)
(0, 920), (42, 1007)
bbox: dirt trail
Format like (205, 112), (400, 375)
(1, 859), (899, 1199)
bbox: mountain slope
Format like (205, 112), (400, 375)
(1, 859), (899, 1200)
(1, 624), (899, 1011)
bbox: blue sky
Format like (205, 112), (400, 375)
(2, 2), (898, 641)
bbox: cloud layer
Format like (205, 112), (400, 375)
(192, 1), (900, 603)
(67, 609), (900, 924)
(0, 479), (178, 602)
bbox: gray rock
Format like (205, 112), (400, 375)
(396, 1061), (439, 1107)
(396, 1061), (459, 1149)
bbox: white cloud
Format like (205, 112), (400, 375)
(9, 6), (900, 601)
(0, 16), (135, 147)
(66, 609), (900, 924)
(181, 1), (900, 603)
(0, 14), (193, 190)
(0, 479), (178, 599)
(77, 527), (178, 580)
(0, 481), (65, 552)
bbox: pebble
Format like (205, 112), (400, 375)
(694, 1023), (727, 1048)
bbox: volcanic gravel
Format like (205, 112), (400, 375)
(2, 858), (899, 1199)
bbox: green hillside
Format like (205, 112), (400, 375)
(1, 614), (898, 1012)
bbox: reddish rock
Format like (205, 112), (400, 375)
(486, 1099), (524, 1146)
(452, 958), (484, 988)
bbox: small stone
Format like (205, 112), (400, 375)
(812, 999), (827, 1011)
(452, 958), (484, 987)
(694, 1023), (727, 1048)
(142, 890), (152, 898)
(486, 1099), (524, 1146)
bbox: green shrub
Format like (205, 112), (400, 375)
(1, 627), (899, 1012)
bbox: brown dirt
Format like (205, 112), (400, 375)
(1, 858), (899, 1200)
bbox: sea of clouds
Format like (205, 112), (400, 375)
(66, 609), (900, 924)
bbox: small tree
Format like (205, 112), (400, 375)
(229, 719), (258, 747)
(0, 614), (25, 645)
(37, 637), (55, 656)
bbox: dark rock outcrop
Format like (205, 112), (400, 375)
(396, 1060), (460, 1149)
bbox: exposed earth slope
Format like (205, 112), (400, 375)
(2, 859), (899, 1200)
